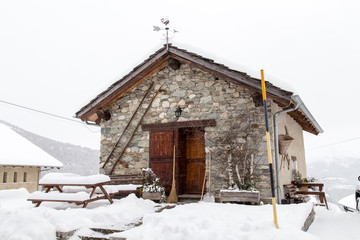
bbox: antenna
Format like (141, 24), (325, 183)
(153, 17), (178, 51)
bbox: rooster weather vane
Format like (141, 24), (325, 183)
(153, 17), (178, 50)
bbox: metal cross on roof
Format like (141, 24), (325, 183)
(153, 17), (178, 50)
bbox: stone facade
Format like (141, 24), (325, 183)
(100, 63), (305, 201)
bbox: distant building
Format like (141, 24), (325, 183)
(76, 45), (322, 202)
(0, 123), (63, 193)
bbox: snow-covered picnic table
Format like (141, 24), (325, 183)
(28, 173), (115, 208)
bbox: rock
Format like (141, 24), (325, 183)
(178, 99), (186, 106)
(162, 101), (170, 108)
(200, 96), (212, 104)
(138, 140), (149, 148)
(170, 84), (179, 91)
(159, 112), (166, 119)
(189, 94), (196, 99)
(171, 90), (187, 97)
(152, 98), (161, 107)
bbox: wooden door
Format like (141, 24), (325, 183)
(185, 129), (205, 193)
(149, 130), (174, 193)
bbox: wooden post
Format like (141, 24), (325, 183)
(261, 69), (279, 229)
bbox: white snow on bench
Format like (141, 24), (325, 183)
(62, 184), (142, 194)
(339, 194), (357, 210)
(104, 184), (142, 192)
(39, 173), (110, 185)
(28, 191), (90, 202)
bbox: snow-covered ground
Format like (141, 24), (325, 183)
(339, 194), (357, 211)
(0, 188), (359, 240)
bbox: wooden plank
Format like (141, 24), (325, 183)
(109, 174), (143, 185)
(185, 129), (205, 194)
(150, 131), (174, 158)
(220, 191), (260, 204)
(142, 119), (216, 131)
(98, 185), (113, 204)
(149, 130), (174, 193)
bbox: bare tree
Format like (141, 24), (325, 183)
(225, 118), (264, 190)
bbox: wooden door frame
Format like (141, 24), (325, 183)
(182, 127), (206, 194)
(144, 119), (216, 195)
(142, 119), (216, 131)
(149, 129), (177, 194)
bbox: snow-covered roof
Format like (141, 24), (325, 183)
(0, 123), (63, 168)
(75, 44), (322, 135)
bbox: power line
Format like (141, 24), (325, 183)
(4, 98), (359, 146)
(307, 136), (360, 151)
(0, 99), (81, 123)
(0, 99), (99, 132)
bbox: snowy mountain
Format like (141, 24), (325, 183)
(0, 120), (99, 176)
(307, 155), (360, 208)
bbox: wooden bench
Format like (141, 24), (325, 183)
(294, 182), (328, 209)
(107, 174), (143, 198)
(283, 183), (328, 209)
(27, 173), (114, 208)
(28, 191), (101, 208)
(283, 184), (310, 204)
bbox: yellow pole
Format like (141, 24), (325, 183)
(261, 69), (279, 229)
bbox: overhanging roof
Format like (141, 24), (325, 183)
(75, 45), (322, 135)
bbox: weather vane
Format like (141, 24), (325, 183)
(153, 17), (178, 50)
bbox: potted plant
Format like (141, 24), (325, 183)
(220, 120), (262, 204)
(142, 168), (166, 203)
(292, 170), (317, 191)
(220, 151), (261, 204)
(292, 170), (303, 185)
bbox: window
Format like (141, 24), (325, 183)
(23, 172), (27, 182)
(13, 172), (17, 183)
(3, 172), (7, 183)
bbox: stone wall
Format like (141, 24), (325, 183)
(100, 63), (280, 200)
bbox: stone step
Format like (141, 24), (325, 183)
(80, 236), (125, 240)
(79, 229), (126, 240)
(178, 194), (202, 203)
(91, 228), (123, 235)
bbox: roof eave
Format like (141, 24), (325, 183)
(288, 95), (323, 135)
(75, 45), (170, 121)
(75, 45), (296, 123)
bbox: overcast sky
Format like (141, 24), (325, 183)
(0, 0), (359, 163)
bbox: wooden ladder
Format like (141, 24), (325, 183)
(101, 82), (163, 174)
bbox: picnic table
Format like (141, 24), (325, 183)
(284, 182), (328, 209)
(28, 173), (114, 208)
(294, 182), (328, 209)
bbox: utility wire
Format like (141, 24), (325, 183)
(0, 99), (81, 123)
(307, 136), (360, 151)
(3, 99), (360, 145)
(0, 99), (99, 132)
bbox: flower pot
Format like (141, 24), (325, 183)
(220, 190), (260, 205)
(278, 134), (294, 155)
(142, 192), (162, 201)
